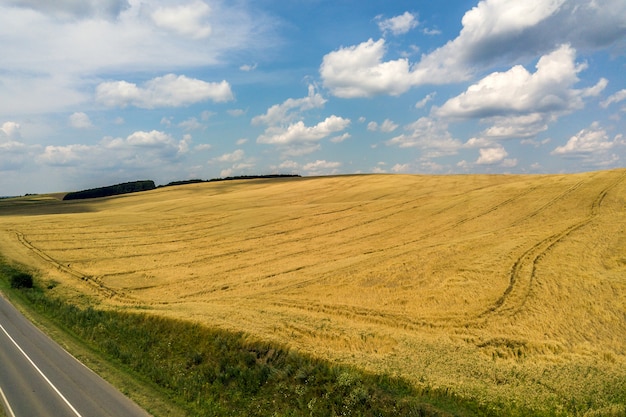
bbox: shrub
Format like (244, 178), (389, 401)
(10, 272), (33, 289)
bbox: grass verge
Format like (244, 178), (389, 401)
(0, 260), (540, 416)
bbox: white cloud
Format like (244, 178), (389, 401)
(601, 89), (626, 108)
(480, 113), (549, 139)
(277, 160), (299, 170)
(0, 1), (273, 114)
(330, 133), (351, 143)
(368, 119), (398, 132)
(413, 0), (626, 83)
(302, 160), (341, 174)
(476, 146), (508, 165)
(380, 119), (398, 133)
(434, 45), (607, 140)
(68, 112), (93, 129)
(436, 45), (597, 119)
(151, 1), (212, 40)
(415, 92), (436, 109)
(179, 117), (204, 131)
(215, 149), (244, 163)
(391, 163), (410, 173)
(239, 63), (257, 72)
(252, 85), (326, 126)
(257, 115), (350, 145)
(320, 0), (626, 97)
(320, 39), (414, 98)
(96, 74), (233, 108)
(0, 121), (21, 141)
(37, 130), (189, 171)
(377, 12), (419, 36)
(38, 144), (92, 167)
(551, 123), (625, 165)
(236, 138), (248, 146)
(386, 117), (462, 157)
(125, 130), (177, 147)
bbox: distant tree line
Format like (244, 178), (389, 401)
(159, 174), (301, 188)
(63, 180), (156, 200)
(62, 175), (301, 201)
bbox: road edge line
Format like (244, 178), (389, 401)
(0, 323), (83, 417)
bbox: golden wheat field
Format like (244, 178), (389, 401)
(1, 170), (625, 413)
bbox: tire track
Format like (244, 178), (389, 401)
(13, 231), (119, 299)
(477, 171), (626, 321)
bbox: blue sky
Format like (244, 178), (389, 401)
(1, 0), (625, 195)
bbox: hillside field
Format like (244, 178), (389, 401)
(1, 170), (625, 414)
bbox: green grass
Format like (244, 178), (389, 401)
(0, 260), (553, 416)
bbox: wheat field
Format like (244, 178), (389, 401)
(1, 170), (625, 413)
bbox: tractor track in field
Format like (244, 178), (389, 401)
(13, 230), (121, 299)
(476, 171), (626, 321)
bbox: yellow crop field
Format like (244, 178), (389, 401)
(1, 170), (625, 413)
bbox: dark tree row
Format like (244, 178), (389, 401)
(63, 180), (156, 200)
(159, 174), (301, 188)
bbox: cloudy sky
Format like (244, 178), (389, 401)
(1, 0), (625, 195)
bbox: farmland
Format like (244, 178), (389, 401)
(1, 170), (625, 414)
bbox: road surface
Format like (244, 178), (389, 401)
(0, 292), (151, 417)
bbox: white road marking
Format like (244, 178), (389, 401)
(0, 323), (83, 417)
(0, 385), (17, 417)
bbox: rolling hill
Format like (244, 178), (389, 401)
(1, 170), (625, 414)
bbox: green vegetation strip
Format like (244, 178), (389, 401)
(0, 262), (535, 417)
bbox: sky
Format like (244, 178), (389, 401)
(1, 0), (625, 195)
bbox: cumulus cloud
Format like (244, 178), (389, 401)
(386, 117), (462, 158)
(368, 119), (398, 132)
(320, 0), (626, 97)
(252, 85), (326, 126)
(257, 116), (350, 145)
(37, 130), (189, 172)
(435, 45), (606, 140)
(214, 149), (244, 163)
(436, 45), (600, 119)
(38, 144), (92, 167)
(0, 1), (272, 114)
(413, 0), (626, 83)
(178, 117), (204, 131)
(320, 39), (414, 98)
(551, 123), (625, 166)
(252, 86), (347, 156)
(68, 112), (93, 129)
(151, 1), (212, 39)
(476, 146), (508, 165)
(301, 160), (341, 175)
(377, 12), (419, 36)
(96, 74), (233, 108)
(0, 121), (21, 141)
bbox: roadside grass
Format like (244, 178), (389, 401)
(0, 261), (533, 417)
(0, 261), (188, 417)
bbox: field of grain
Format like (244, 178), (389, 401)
(1, 170), (625, 413)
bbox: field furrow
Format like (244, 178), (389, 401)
(1, 171), (625, 412)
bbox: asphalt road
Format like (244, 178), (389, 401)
(0, 292), (151, 417)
